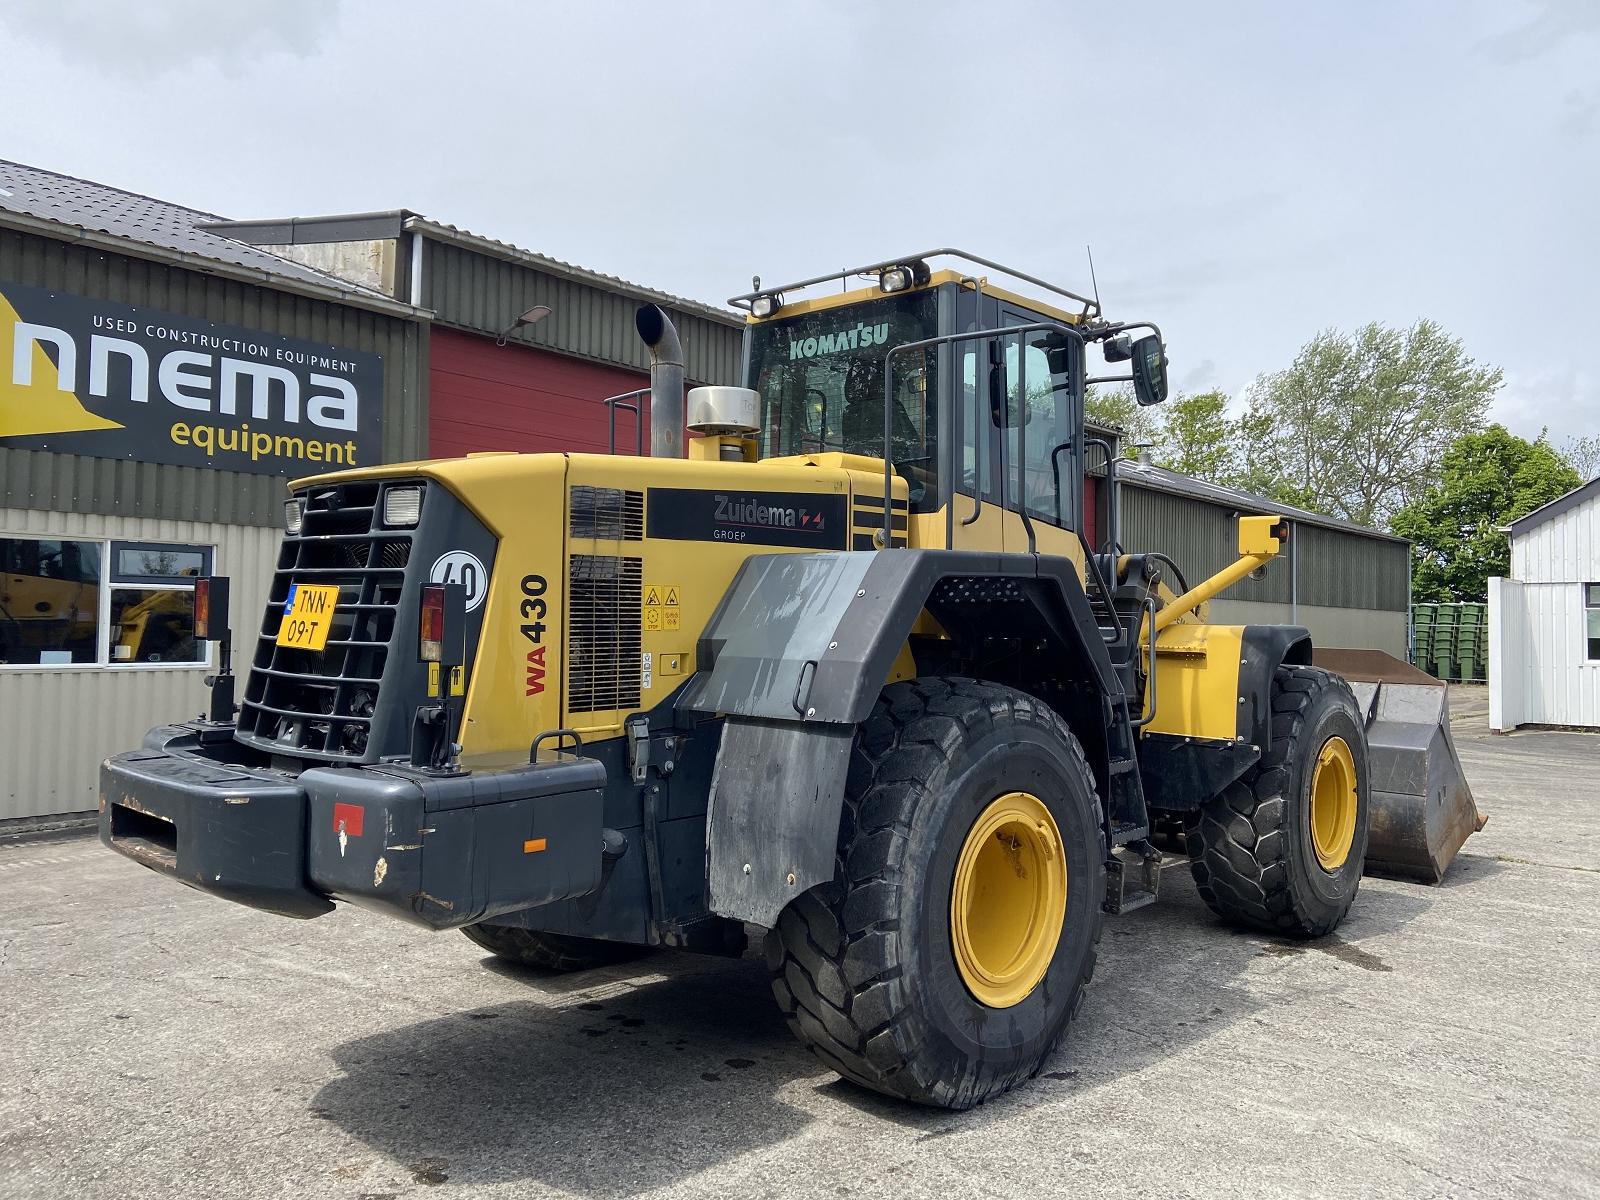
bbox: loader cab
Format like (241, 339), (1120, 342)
(741, 267), (1091, 551)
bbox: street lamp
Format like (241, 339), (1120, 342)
(495, 304), (554, 347)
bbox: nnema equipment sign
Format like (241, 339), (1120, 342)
(0, 281), (383, 475)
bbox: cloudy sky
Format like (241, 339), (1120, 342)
(2, 1), (1594, 445)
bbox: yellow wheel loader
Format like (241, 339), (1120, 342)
(99, 251), (1481, 1110)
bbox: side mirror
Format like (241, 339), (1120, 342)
(1131, 334), (1169, 407)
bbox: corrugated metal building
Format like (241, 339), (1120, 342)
(203, 212), (745, 458)
(1116, 459), (1412, 657)
(1489, 477), (1600, 731)
(0, 162), (743, 826)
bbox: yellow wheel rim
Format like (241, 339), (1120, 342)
(950, 791), (1067, 1009)
(1310, 735), (1358, 871)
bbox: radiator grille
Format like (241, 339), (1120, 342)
(570, 486), (644, 540)
(567, 553), (642, 713)
(236, 481), (414, 760)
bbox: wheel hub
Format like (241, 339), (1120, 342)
(950, 791), (1067, 1009)
(1310, 735), (1358, 871)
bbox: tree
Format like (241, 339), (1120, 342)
(1243, 321), (1502, 527)
(1563, 434), (1600, 481)
(1158, 390), (1237, 482)
(1084, 385), (1158, 458)
(1391, 425), (1580, 602)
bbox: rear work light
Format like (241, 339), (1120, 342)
(419, 584), (446, 662)
(283, 498), (305, 534)
(383, 485), (423, 527)
(750, 293), (781, 319)
(194, 576), (229, 642)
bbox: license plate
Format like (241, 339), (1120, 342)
(276, 583), (340, 651)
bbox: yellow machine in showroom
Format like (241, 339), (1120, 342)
(100, 251), (1480, 1109)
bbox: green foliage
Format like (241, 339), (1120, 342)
(1158, 390), (1236, 481)
(1244, 320), (1502, 527)
(1391, 425), (1580, 602)
(1084, 385), (1158, 457)
(1087, 384), (1243, 482)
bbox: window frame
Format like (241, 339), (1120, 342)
(0, 531), (215, 672)
(1585, 583), (1600, 664)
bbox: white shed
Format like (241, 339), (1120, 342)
(1489, 477), (1600, 731)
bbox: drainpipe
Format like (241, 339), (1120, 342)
(1290, 519), (1298, 624)
(409, 231), (425, 307)
(635, 304), (685, 458)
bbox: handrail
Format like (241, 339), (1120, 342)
(600, 388), (649, 456)
(730, 248), (1099, 319)
(1082, 436), (1120, 553)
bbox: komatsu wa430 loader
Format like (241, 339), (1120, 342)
(101, 251), (1481, 1108)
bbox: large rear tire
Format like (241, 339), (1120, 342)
(1187, 664), (1370, 937)
(765, 677), (1104, 1110)
(461, 924), (650, 972)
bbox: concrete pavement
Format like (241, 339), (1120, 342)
(1, 684), (1596, 1199)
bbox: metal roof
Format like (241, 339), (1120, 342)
(1506, 475), (1600, 537)
(402, 216), (742, 328)
(202, 206), (744, 328)
(0, 159), (418, 316)
(1117, 458), (1407, 544)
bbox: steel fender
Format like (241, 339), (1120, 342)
(685, 549), (1121, 726)
(690, 548), (1122, 926)
(1140, 624), (1312, 811)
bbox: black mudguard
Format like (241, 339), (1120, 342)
(683, 549), (1122, 927)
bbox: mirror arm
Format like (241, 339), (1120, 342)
(1085, 373), (1134, 385)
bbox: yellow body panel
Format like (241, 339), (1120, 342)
(1142, 622), (1246, 743)
(298, 451), (909, 763)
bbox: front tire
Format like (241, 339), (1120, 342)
(1187, 664), (1370, 937)
(766, 677), (1104, 1110)
(461, 924), (649, 972)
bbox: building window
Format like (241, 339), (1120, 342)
(1587, 584), (1600, 662)
(0, 534), (212, 668)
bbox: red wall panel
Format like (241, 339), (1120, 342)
(428, 327), (651, 459)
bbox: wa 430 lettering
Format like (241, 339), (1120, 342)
(521, 573), (548, 696)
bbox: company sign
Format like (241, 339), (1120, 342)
(647, 486), (848, 548)
(0, 281), (383, 475)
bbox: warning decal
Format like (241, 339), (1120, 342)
(644, 583), (681, 631)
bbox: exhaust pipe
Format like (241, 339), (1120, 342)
(635, 304), (684, 458)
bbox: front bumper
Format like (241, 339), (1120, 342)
(100, 724), (607, 928)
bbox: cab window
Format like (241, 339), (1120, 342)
(1004, 324), (1077, 528)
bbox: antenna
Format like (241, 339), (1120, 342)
(1085, 244), (1102, 314)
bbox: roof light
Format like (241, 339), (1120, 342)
(283, 498), (305, 535)
(878, 260), (932, 294)
(383, 485), (423, 527)
(750, 293), (782, 319)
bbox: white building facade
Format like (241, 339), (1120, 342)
(1489, 478), (1600, 731)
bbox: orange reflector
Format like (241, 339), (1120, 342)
(523, 838), (547, 854)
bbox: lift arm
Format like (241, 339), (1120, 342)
(1151, 515), (1288, 635)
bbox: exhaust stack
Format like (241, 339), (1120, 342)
(635, 304), (685, 458)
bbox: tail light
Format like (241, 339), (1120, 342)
(194, 576), (229, 641)
(419, 584), (446, 662)
(418, 583), (466, 665)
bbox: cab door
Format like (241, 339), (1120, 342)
(996, 306), (1083, 561)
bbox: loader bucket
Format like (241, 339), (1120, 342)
(1312, 649), (1487, 884)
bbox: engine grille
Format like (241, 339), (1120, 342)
(236, 481), (414, 760)
(570, 486), (644, 540)
(566, 553), (642, 713)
